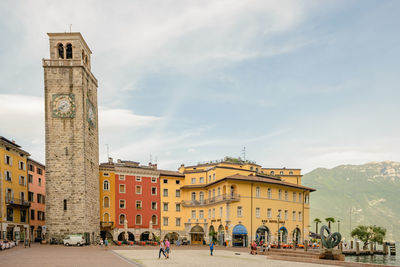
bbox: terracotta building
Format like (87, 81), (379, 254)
(27, 159), (46, 242)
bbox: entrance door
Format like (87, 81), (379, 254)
(191, 233), (203, 245)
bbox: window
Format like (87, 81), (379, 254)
(176, 218), (181, 226)
(38, 211), (46, 221)
(63, 199), (67, 211)
(212, 208), (215, 218)
(292, 211), (296, 221)
(176, 203), (181, 212)
(5, 171), (11, 181)
(289, 171), (293, 175)
(151, 215), (157, 225)
(250, 166), (254, 171)
(163, 179), (168, 184)
(278, 209), (282, 219)
(208, 209), (211, 218)
(136, 185), (142, 194)
(208, 175), (211, 182)
(163, 203), (168, 211)
(191, 192), (196, 201)
(151, 187), (157, 195)
(119, 175), (125, 181)
(136, 214), (142, 225)
(267, 208), (272, 219)
(136, 176), (142, 182)
(176, 180), (180, 185)
(293, 192), (297, 202)
(151, 177), (157, 183)
(278, 189), (282, 200)
(104, 197), (110, 208)
(119, 214), (125, 225)
(285, 190), (288, 201)
(237, 206), (242, 217)
(213, 173), (215, 181)
(191, 210), (196, 219)
(19, 161), (25, 170)
(20, 210), (26, 222)
(199, 192), (204, 202)
(151, 202), (157, 210)
(20, 192), (25, 202)
(191, 178), (196, 184)
(299, 212), (302, 221)
(255, 207), (260, 218)
(29, 164), (34, 172)
(163, 189), (168, 197)
(28, 174), (33, 183)
(38, 178), (42, 186)
(136, 200), (142, 209)
(280, 171), (284, 175)
(19, 176), (26, 185)
(103, 213), (110, 222)
(163, 217), (168, 226)
(28, 192), (34, 202)
(119, 184), (125, 193)
(37, 168), (42, 175)
(305, 194), (309, 204)
(5, 155), (11, 165)
(30, 209), (35, 220)
(284, 210), (288, 220)
(103, 180), (109, 191)
(176, 189), (181, 197)
(217, 187), (221, 196)
(270, 171), (274, 175)
(219, 207), (223, 217)
(199, 177), (204, 183)
(37, 194), (45, 204)
(103, 172), (109, 177)
(256, 186), (260, 197)
(267, 188), (272, 199)
(6, 207), (13, 221)
(66, 43), (73, 59)
(299, 193), (302, 203)
(119, 200), (126, 209)
(212, 189), (215, 198)
(199, 210), (204, 219)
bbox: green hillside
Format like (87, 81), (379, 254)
(302, 161), (400, 242)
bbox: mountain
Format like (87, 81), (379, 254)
(302, 161), (400, 242)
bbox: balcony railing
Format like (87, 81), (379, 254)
(100, 221), (114, 228)
(5, 197), (30, 207)
(182, 193), (240, 207)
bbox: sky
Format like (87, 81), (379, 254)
(0, 0), (399, 173)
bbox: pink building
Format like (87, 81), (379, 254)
(27, 159), (45, 241)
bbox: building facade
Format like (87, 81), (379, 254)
(100, 159), (160, 241)
(27, 159), (46, 241)
(43, 32), (100, 242)
(0, 137), (30, 241)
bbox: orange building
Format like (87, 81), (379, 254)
(27, 159), (46, 241)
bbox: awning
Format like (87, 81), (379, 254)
(232, 224), (248, 235)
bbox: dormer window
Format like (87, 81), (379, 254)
(58, 43), (64, 59)
(66, 44), (73, 59)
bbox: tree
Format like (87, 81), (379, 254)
(325, 217), (336, 230)
(314, 218), (322, 234)
(209, 229), (217, 243)
(351, 225), (386, 249)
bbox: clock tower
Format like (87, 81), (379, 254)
(43, 33), (100, 243)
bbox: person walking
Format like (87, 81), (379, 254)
(158, 240), (166, 259)
(165, 239), (170, 259)
(104, 238), (109, 249)
(209, 241), (214, 256)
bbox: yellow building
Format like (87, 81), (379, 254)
(173, 157), (315, 247)
(159, 169), (185, 241)
(99, 159), (116, 240)
(0, 136), (30, 241)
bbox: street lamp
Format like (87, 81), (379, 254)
(277, 215), (280, 249)
(338, 220), (340, 233)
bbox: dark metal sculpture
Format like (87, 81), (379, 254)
(320, 225), (341, 249)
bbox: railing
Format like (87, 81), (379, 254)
(182, 193), (240, 207)
(5, 197), (30, 207)
(100, 221), (114, 228)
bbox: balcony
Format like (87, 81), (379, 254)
(182, 193), (240, 207)
(5, 197), (30, 208)
(100, 221), (114, 228)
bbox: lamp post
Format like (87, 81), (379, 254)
(277, 214), (281, 249)
(338, 220), (340, 233)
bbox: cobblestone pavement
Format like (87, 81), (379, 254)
(114, 249), (331, 267)
(0, 243), (331, 267)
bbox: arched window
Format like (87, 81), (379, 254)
(267, 188), (272, 199)
(256, 186), (260, 197)
(119, 214), (125, 225)
(66, 43), (73, 59)
(151, 215), (157, 225)
(199, 192), (204, 202)
(136, 214), (142, 225)
(270, 171), (275, 175)
(103, 213), (110, 222)
(58, 43), (64, 59)
(103, 180), (109, 191)
(103, 196), (110, 208)
(191, 192), (196, 201)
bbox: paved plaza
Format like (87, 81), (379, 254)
(0, 243), (332, 267)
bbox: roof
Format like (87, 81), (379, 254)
(27, 158), (45, 168)
(158, 170), (185, 177)
(0, 136), (30, 156)
(181, 173), (315, 192)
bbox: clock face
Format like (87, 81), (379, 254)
(52, 94), (75, 118)
(86, 99), (96, 128)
